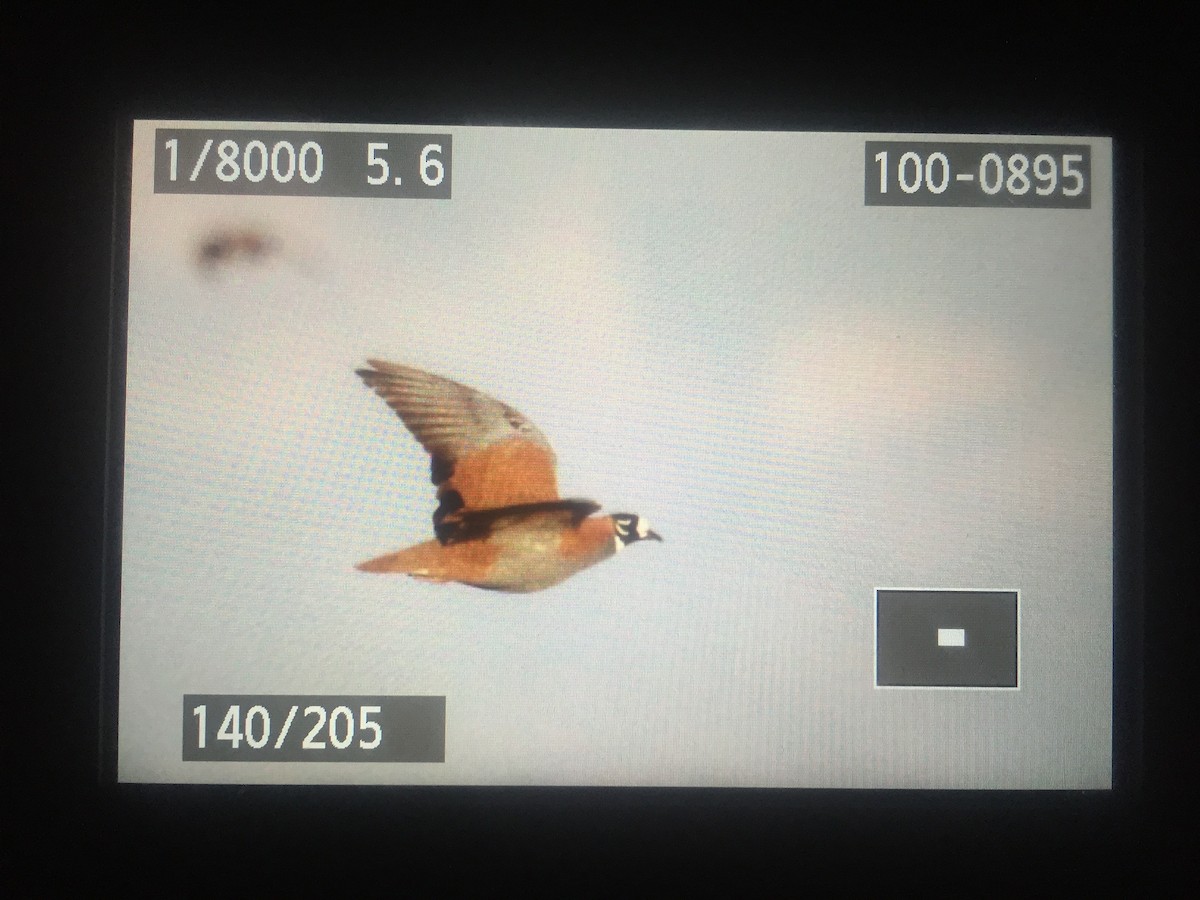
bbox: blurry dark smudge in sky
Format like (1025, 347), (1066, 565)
(195, 227), (280, 273)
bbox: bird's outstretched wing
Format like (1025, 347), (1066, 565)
(356, 360), (564, 538)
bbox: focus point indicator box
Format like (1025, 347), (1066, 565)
(937, 627), (966, 647)
(876, 589), (1019, 689)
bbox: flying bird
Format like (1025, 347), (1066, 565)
(194, 226), (279, 272)
(355, 361), (661, 592)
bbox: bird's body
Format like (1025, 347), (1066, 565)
(195, 226), (278, 270)
(357, 506), (622, 592)
(355, 360), (660, 592)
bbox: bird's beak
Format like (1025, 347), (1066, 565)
(646, 530), (663, 542)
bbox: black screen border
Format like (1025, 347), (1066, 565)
(83, 44), (1158, 880)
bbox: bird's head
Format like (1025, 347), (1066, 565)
(612, 513), (663, 546)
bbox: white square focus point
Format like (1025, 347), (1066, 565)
(938, 628), (967, 647)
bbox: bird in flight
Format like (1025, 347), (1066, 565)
(194, 226), (279, 272)
(355, 361), (661, 592)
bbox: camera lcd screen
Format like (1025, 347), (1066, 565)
(113, 121), (1115, 787)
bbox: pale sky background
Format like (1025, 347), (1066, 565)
(119, 122), (1113, 787)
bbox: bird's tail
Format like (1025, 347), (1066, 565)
(355, 541), (448, 581)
